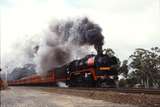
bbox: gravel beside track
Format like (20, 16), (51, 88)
(0, 86), (136, 107)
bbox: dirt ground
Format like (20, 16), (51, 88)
(0, 87), (136, 107)
(33, 87), (160, 107)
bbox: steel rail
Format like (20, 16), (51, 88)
(57, 87), (160, 95)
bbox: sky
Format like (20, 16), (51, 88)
(0, 0), (160, 69)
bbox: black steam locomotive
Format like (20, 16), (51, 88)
(8, 49), (119, 88)
(54, 49), (119, 87)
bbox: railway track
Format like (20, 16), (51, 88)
(56, 87), (160, 95)
(32, 86), (160, 95)
(42, 87), (160, 95)
(18, 86), (160, 95)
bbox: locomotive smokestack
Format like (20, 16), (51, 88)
(93, 32), (103, 55)
(94, 45), (103, 55)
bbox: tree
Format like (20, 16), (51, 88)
(119, 60), (129, 78)
(129, 47), (160, 88)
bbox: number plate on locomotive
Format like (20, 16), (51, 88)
(99, 67), (111, 70)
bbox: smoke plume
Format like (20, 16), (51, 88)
(1, 17), (104, 78)
(35, 17), (104, 75)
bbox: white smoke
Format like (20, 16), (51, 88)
(57, 82), (68, 88)
(1, 36), (39, 73)
(1, 17), (102, 79)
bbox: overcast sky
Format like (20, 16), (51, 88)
(0, 0), (160, 65)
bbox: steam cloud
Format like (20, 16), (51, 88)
(35, 17), (104, 75)
(1, 17), (104, 79)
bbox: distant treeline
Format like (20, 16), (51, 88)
(118, 47), (160, 88)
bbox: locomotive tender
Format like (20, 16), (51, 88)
(8, 49), (119, 87)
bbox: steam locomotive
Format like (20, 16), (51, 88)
(8, 49), (119, 88)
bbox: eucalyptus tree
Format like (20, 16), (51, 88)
(129, 47), (160, 88)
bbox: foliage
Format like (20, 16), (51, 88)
(129, 47), (160, 88)
(119, 60), (129, 78)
